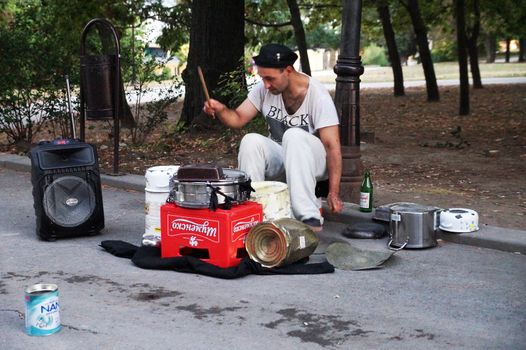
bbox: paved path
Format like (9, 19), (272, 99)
(131, 75), (526, 102)
(0, 164), (525, 349)
(321, 76), (526, 91)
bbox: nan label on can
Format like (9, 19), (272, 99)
(25, 284), (61, 336)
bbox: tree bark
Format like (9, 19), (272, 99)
(181, 0), (245, 127)
(519, 38), (525, 62)
(377, 3), (404, 96)
(505, 37), (511, 63)
(468, 43), (482, 88)
(286, 0), (311, 76)
(404, 0), (439, 101)
(455, 0), (470, 115)
(485, 33), (496, 63)
(466, 0), (482, 88)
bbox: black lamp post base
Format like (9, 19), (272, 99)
(340, 145), (363, 202)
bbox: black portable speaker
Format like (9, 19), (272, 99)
(29, 140), (104, 241)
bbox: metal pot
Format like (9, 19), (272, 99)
(169, 168), (251, 208)
(388, 203), (441, 250)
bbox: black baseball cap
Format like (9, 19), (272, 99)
(253, 44), (298, 68)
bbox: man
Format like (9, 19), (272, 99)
(203, 43), (343, 231)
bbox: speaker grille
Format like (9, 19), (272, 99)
(43, 176), (96, 227)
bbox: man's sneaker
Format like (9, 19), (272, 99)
(302, 218), (322, 233)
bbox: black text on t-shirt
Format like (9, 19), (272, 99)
(265, 105), (310, 127)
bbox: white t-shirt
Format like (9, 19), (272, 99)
(247, 75), (339, 143)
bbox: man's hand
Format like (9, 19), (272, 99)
(327, 192), (343, 214)
(203, 98), (258, 129)
(203, 98), (225, 118)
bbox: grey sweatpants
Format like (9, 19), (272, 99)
(238, 128), (328, 223)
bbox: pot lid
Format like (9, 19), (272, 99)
(174, 166), (248, 183)
(326, 242), (396, 270)
(390, 203), (439, 213)
(342, 222), (386, 239)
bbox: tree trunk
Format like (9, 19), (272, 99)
(456, 0), (470, 115)
(405, 0), (439, 101)
(485, 33), (496, 63)
(468, 43), (482, 88)
(181, 0), (245, 127)
(467, 0), (482, 88)
(377, 3), (404, 96)
(519, 38), (525, 62)
(505, 37), (511, 63)
(286, 0), (311, 76)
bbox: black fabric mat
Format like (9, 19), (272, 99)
(100, 240), (334, 279)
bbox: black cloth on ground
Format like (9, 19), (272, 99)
(100, 240), (334, 279)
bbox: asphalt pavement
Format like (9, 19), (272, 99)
(1, 154), (525, 349)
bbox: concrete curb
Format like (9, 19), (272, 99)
(2, 152), (524, 254)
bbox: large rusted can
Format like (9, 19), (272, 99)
(245, 218), (319, 268)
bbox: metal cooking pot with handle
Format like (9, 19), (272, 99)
(388, 203), (441, 250)
(168, 165), (252, 209)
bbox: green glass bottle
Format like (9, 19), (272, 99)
(359, 170), (373, 212)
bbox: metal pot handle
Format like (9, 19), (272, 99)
(388, 212), (409, 251)
(388, 239), (408, 251)
(434, 208), (443, 230)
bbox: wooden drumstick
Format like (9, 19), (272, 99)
(197, 66), (210, 101)
(198, 66), (215, 119)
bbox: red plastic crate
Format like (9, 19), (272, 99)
(160, 201), (263, 268)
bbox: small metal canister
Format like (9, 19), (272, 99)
(25, 284), (61, 336)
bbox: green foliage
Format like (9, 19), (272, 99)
(0, 89), (66, 144)
(361, 3), (385, 47)
(128, 89), (179, 145)
(214, 60), (250, 109)
(0, 5), (63, 144)
(149, 1), (191, 53)
(391, 31), (416, 61)
(0, 0), (183, 146)
(125, 53), (183, 144)
(244, 111), (269, 136)
(431, 39), (456, 62)
(213, 59), (267, 135)
(245, 0), (295, 49)
(480, 0), (526, 39)
(362, 44), (389, 66)
(305, 24), (340, 50)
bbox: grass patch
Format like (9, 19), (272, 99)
(313, 61), (526, 83)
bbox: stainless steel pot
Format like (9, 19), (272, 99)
(169, 168), (251, 208)
(388, 203), (441, 250)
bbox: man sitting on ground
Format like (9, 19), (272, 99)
(203, 43), (343, 231)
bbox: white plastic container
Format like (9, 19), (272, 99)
(250, 181), (292, 221)
(439, 208), (479, 233)
(143, 165), (179, 246)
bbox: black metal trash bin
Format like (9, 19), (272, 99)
(80, 54), (116, 120)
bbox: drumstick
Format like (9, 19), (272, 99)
(198, 66), (215, 119)
(197, 66), (211, 101)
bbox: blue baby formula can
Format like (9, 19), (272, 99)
(25, 284), (61, 336)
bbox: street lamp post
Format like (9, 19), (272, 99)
(334, 0), (364, 202)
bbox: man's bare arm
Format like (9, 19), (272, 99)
(319, 125), (343, 213)
(203, 98), (258, 129)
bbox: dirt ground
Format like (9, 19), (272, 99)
(3, 84), (525, 229)
(359, 84), (526, 230)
